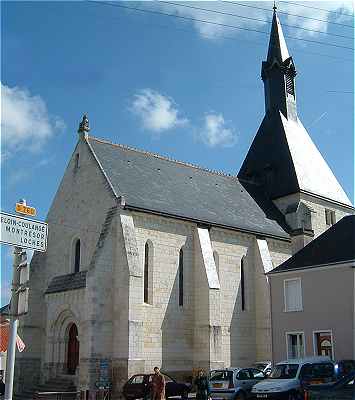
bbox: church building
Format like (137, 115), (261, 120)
(15, 9), (353, 398)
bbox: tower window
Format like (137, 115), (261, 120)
(74, 239), (80, 273)
(178, 248), (184, 307)
(325, 209), (336, 226)
(286, 73), (295, 96)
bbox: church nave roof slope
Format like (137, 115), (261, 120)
(87, 136), (289, 240)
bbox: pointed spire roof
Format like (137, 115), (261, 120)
(267, 8), (290, 63)
(238, 112), (352, 207)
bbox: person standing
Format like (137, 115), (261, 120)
(152, 367), (166, 400)
(194, 369), (210, 400)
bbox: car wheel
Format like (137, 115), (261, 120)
(235, 392), (246, 400)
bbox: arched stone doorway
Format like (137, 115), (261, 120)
(66, 323), (79, 375)
(48, 309), (81, 379)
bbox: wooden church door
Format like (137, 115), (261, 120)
(67, 324), (79, 375)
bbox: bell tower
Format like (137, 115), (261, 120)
(261, 7), (297, 120)
(238, 5), (353, 245)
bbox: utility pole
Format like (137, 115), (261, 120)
(4, 199), (29, 400)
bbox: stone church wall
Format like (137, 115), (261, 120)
(300, 194), (352, 238)
(133, 213), (195, 377)
(15, 137), (117, 394)
(210, 228), (255, 368)
(273, 192), (352, 239)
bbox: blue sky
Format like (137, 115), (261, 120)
(1, 1), (354, 306)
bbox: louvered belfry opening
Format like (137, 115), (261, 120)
(286, 72), (295, 97)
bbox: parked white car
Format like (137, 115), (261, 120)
(209, 368), (266, 399)
(251, 356), (335, 400)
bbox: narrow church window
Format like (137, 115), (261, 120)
(144, 242), (149, 304)
(213, 251), (219, 278)
(74, 153), (79, 170)
(285, 73), (295, 96)
(143, 241), (154, 304)
(178, 249), (184, 307)
(74, 239), (80, 273)
(241, 257), (245, 311)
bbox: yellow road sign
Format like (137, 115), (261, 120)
(15, 203), (36, 217)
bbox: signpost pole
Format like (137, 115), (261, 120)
(4, 199), (27, 400)
(4, 247), (21, 400)
(0, 199), (46, 399)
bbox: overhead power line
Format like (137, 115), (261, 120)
(162, 1), (353, 40)
(327, 90), (354, 94)
(88, 3), (353, 63)
(279, 1), (355, 18)
(90, 1), (354, 51)
(226, 1), (354, 28)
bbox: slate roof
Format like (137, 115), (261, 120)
(238, 111), (352, 206)
(45, 271), (87, 294)
(87, 136), (289, 239)
(269, 215), (355, 274)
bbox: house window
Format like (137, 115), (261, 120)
(325, 209), (336, 226)
(241, 257), (246, 311)
(287, 332), (305, 359)
(178, 248), (184, 307)
(314, 331), (334, 358)
(74, 239), (80, 273)
(284, 278), (302, 312)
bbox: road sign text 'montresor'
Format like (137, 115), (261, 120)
(0, 212), (48, 252)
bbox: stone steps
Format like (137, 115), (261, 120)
(15, 377), (78, 400)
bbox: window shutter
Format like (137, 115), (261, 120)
(285, 279), (302, 311)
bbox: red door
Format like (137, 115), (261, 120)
(67, 324), (79, 375)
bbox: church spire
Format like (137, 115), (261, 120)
(267, 7), (290, 64)
(262, 7), (297, 120)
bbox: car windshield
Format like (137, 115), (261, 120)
(209, 370), (233, 382)
(268, 364), (299, 379)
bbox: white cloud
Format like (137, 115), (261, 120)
(131, 89), (188, 133)
(155, 1), (354, 40)
(199, 112), (237, 148)
(1, 82), (65, 154)
(280, 1), (354, 38)
(157, 1), (267, 40)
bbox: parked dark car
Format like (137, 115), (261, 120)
(304, 371), (355, 399)
(122, 373), (191, 400)
(335, 360), (355, 379)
